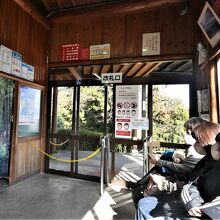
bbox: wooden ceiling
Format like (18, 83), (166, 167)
(29, 0), (187, 18)
(50, 60), (193, 81)
(29, 0), (120, 17)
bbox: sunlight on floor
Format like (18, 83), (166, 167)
(82, 165), (139, 220)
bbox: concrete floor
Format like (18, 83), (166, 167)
(0, 173), (138, 219)
(0, 152), (143, 219)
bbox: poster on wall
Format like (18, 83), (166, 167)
(11, 51), (22, 77)
(142, 32), (160, 56)
(115, 85), (142, 139)
(21, 62), (28, 79)
(18, 86), (41, 137)
(27, 64), (34, 81)
(90, 44), (110, 60)
(0, 45), (12, 74)
(60, 44), (80, 61)
(197, 89), (209, 115)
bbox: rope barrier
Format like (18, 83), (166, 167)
(36, 146), (101, 163)
(49, 139), (69, 147)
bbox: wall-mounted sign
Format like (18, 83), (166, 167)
(90, 44), (110, 60)
(142, 32), (160, 56)
(131, 118), (149, 130)
(60, 44), (80, 61)
(115, 85), (142, 139)
(0, 45), (12, 74)
(27, 64), (34, 81)
(21, 62), (28, 79)
(101, 72), (122, 84)
(11, 51), (22, 77)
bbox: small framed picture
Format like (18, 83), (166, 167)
(197, 2), (220, 47)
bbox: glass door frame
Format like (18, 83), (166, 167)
(46, 81), (108, 182)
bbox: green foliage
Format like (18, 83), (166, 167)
(57, 88), (73, 131)
(152, 86), (189, 143)
(79, 86), (105, 133)
(55, 85), (188, 146)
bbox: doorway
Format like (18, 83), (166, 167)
(0, 77), (14, 188)
(47, 85), (108, 182)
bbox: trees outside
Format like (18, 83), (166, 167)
(152, 85), (189, 143)
(0, 77), (13, 177)
(53, 85), (189, 144)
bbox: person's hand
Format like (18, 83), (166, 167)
(149, 154), (158, 164)
(188, 207), (202, 217)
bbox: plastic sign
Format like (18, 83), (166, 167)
(101, 72), (122, 84)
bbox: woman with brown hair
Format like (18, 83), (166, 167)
(136, 121), (220, 220)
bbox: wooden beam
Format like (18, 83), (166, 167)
(57, 0), (64, 9)
(13, 0), (51, 30)
(42, 0), (50, 12)
(50, 0), (187, 23)
(68, 67), (82, 80)
(101, 65), (111, 74)
(49, 54), (193, 69)
(124, 62), (145, 78)
(92, 65), (102, 75)
(210, 64), (218, 123)
(141, 63), (161, 77)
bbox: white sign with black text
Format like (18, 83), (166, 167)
(101, 72), (122, 84)
(131, 118), (149, 130)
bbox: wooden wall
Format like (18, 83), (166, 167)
(0, 1), (48, 86)
(0, 1), (48, 184)
(49, 2), (198, 63)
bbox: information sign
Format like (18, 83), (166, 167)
(101, 72), (122, 84)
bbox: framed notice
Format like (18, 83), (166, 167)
(198, 2), (220, 47)
(60, 44), (80, 61)
(115, 85), (142, 139)
(90, 44), (110, 60)
(18, 86), (41, 137)
(0, 45), (12, 74)
(197, 89), (209, 114)
(11, 51), (22, 77)
(142, 32), (160, 56)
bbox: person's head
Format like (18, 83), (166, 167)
(172, 151), (185, 163)
(211, 133), (220, 160)
(184, 117), (205, 145)
(184, 117), (205, 134)
(192, 121), (220, 155)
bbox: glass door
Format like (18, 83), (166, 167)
(48, 86), (105, 181)
(48, 87), (73, 173)
(0, 77), (13, 180)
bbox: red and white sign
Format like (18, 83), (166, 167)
(60, 44), (80, 61)
(115, 85), (142, 139)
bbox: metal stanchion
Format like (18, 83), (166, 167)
(100, 137), (105, 195)
(142, 139), (147, 176)
(105, 136), (110, 186)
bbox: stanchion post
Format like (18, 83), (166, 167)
(105, 136), (110, 186)
(100, 136), (106, 195)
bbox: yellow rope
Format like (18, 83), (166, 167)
(36, 146), (101, 163)
(49, 139), (69, 147)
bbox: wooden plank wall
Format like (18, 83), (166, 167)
(49, 2), (197, 63)
(0, 1), (48, 86)
(0, 1), (48, 184)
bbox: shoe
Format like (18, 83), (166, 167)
(125, 181), (139, 189)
